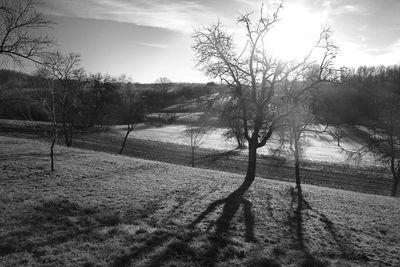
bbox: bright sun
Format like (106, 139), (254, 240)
(266, 4), (329, 62)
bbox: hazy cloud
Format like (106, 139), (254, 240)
(41, 0), (258, 33)
(134, 42), (168, 49)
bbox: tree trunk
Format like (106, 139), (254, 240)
(235, 134), (243, 149)
(390, 159), (399, 197)
(237, 139), (258, 194)
(290, 113), (302, 192)
(50, 134), (56, 171)
(62, 96), (70, 146)
(191, 147), (195, 167)
(293, 132), (301, 191)
(119, 129), (131, 155)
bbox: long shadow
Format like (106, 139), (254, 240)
(188, 188), (256, 266)
(189, 188), (256, 241)
(287, 187), (362, 265)
(113, 188), (257, 267)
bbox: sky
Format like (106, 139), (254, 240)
(19, 0), (400, 82)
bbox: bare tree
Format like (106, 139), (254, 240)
(328, 126), (347, 146)
(281, 36), (343, 195)
(119, 87), (144, 155)
(0, 0), (52, 65)
(183, 114), (210, 167)
(284, 98), (329, 194)
(84, 73), (118, 127)
(220, 98), (245, 149)
(155, 77), (172, 95)
(193, 2), (340, 194)
(38, 51), (84, 147)
(30, 71), (58, 171)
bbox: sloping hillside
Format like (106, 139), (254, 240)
(0, 136), (399, 266)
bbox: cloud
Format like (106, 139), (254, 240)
(336, 37), (400, 67)
(41, 0), (249, 33)
(134, 42), (168, 49)
(40, 0), (400, 68)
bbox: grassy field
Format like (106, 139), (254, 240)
(1, 119), (396, 197)
(1, 135), (399, 266)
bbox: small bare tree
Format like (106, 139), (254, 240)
(31, 71), (58, 171)
(119, 87), (144, 155)
(155, 77), (172, 95)
(220, 98), (245, 149)
(183, 114), (210, 167)
(328, 126), (347, 146)
(38, 51), (84, 147)
(0, 0), (52, 65)
(154, 77), (173, 107)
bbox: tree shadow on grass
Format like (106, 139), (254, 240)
(112, 188), (259, 267)
(0, 199), (122, 257)
(189, 188), (255, 241)
(187, 188), (258, 266)
(286, 187), (367, 266)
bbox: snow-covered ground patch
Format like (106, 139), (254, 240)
(120, 124), (380, 166)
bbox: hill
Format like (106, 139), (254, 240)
(0, 136), (399, 266)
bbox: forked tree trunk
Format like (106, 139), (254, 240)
(237, 138), (258, 194)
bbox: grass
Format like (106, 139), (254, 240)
(1, 119), (396, 197)
(1, 135), (399, 266)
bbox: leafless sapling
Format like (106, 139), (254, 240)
(183, 114), (210, 167)
(280, 29), (344, 196)
(38, 51), (84, 147)
(119, 87), (144, 155)
(31, 71), (58, 171)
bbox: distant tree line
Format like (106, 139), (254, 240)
(0, 69), (217, 125)
(315, 65), (400, 125)
(315, 65), (400, 196)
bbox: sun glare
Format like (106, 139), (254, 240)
(266, 4), (329, 62)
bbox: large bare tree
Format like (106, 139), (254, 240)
(0, 0), (52, 65)
(193, 2), (340, 194)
